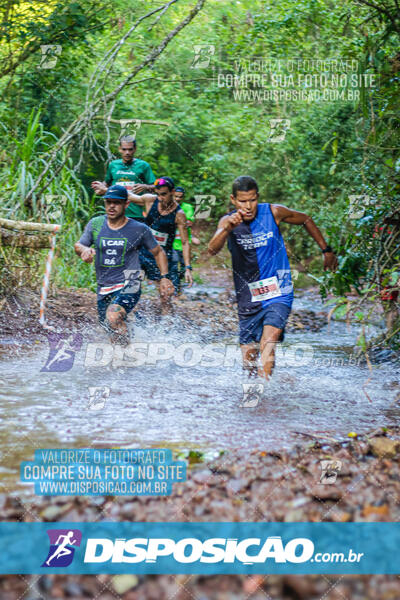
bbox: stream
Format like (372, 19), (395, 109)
(0, 285), (399, 494)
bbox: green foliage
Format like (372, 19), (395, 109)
(0, 109), (100, 290)
(0, 0), (398, 342)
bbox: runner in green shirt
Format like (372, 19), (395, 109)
(173, 187), (194, 250)
(91, 135), (155, 222)
(172, 187), (200, 292)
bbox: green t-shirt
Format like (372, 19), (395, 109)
(173, 202), (194, 251)
(105, 158), (155, 220)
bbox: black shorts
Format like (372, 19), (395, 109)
(139, 248), (179, 290)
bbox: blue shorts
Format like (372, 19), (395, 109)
(139, 248), (179, 291)
(97, 288), (141, 324)
(239, 302), (292, 344)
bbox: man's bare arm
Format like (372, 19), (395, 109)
(74, 242), (95, 263)
(176, 211), (190, 265)
(91, 181), (108, 195)
(149, 245), (174, 296)
(132, 184), (155, 194)
(208, 211), (245, 255)
(127, 191), (156, 206)
(149, 244), (169, 275)
(271, 204), (338, 270)
(127, 192), (156, 217)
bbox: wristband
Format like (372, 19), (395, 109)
(185, 265), (192, 270)
(322, 246), (333, 254)
(161, 274), (172, 281)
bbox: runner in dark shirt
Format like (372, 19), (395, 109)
(127, 176), (193, 313)
(74, 185), (173, 344)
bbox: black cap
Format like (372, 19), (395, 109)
(104, 185), (128, 201)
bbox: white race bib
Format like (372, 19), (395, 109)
(151, 228), (168, 246)
(117, 180), (136, 191)
(248, 276), (282, 302)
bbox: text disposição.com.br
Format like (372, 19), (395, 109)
(83, 536), (364, 565)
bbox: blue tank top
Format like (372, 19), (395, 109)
(145, 199), (181, 255)
(227, 203), (293, 318)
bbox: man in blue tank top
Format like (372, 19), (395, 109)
(208, 175), (338, 380)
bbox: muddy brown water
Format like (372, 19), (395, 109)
(0, 286), (398, 494)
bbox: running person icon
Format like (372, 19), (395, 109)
(46, 531), (77, 566)
(208, 175), (338, 380)
(44, 333), (76, 371)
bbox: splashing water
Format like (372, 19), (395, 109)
(0, 288), (398, 493)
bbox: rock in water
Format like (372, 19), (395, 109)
(369, 437), (400, 458)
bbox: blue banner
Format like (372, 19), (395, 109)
(0, 522), (399, 574)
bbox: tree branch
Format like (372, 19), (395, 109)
(24, 0), (206, 204)
(354, 0), (400, 35)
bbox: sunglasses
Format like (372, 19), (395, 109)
(154, 178), (172, 188)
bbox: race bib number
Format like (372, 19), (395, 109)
(151, 228), (168, 246)
(117, 179), (136, 191)
(248, 276), (282, 302)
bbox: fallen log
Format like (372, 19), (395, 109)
(0, 217), (60, 233)
(0, 229), (51, 248)
(93, 116), (170, 126)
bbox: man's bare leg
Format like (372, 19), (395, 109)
(259, 325), (282, 380)
(241, 343), (259, 377)
(106, 304), (129, 345)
